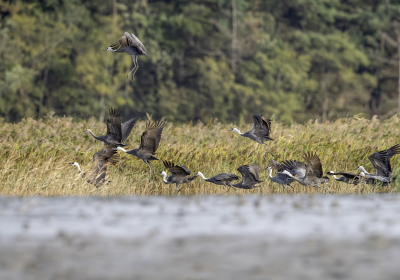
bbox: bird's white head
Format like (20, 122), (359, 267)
(230, 128), (242, 135)
(70, 162), (81, 172)
(355, 166), (367, 173)
(265, 167), (273, 177)
(83, 129), (92, 134)
(159, 171), (168, 183)
(105, 47), (116, 52)
(327, 171), (335, 175)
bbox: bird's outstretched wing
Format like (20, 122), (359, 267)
(92, 142), (119, 162)
(269, 159), (285, 172)
(89, 143), (119, 186)
(248, 163), (261, 181)
(163, 160), (191, 177)
(128, 32), (148, 55)
(107, 34), (130, 51)
(106, 107), (122, 143)
(252, 114), (272, 140)
(303, 152), (324, 178)
(237, 164), (262, 186)
(139, 120), (166, 154)
(281, 160), (306, 177)
(121, 111), (142, 142)
(180, 165), (192, 175)
(368, 144), (400, 176)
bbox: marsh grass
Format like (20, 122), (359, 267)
(1, 112), (400, 196)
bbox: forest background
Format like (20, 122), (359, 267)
(1, 0), (400, 124)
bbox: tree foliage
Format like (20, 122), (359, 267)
(0, 0), (399, 123)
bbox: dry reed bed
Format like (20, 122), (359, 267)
(1, 113), (399, 196)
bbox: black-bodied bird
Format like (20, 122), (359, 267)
(280, 152), (331, 193)
(105, 32), (148, 79)
(232, 163), (263, 190)
(70, 143), (119, 187)
(117, 120), (165, 181)
(326, 171), (362, 185)
(160, 160), (198, 194)
(266, 159), (295, 193)
(230, 114), (274, 156)
(84, 107), (141, 146)
(356, 144), (400, 184)
(197, 171), (240, 195)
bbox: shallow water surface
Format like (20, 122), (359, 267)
(1, 195), (400, 279)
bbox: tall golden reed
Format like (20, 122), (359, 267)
(1, 113), (399, 196)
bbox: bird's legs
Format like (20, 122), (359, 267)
(218, 183), (231, 196)
(149, 162), (157, 181)
(130, 56), (140, 80)
(281, 184), (291, 194)
(174, 183), (184, 195)
(144, 161), (153, 182)
(286, 183), (295, 191)
(176, 186), (187, 194)
(228, 183), (238, 194)
(263, 143), (274, 161)
(132, 56), (140, 79)
(127, 56), (138, 80)
(314, 185), (332, 194)
(118, 153), (122, 172)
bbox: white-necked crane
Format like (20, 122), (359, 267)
(117, 120), (165, 181)
(356, 172), (390, 187)
(70, 143), (119, 187)
(232, 163), (263, 190)
(266, 159), (295, 193)
(160, 160), (198, 194)
(230, 114), (274, 157)
(84, 107), (141, 146)
(356, 144), (400, 185)
(105, 32), (148, 79)
(280, 152), (332, 193)
(196, 171), (240, 195)
(326, 171), (362, 185)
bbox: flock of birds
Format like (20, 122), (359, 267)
(70, 32), (400, 195)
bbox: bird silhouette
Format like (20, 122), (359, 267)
(106, 32), (148, 79)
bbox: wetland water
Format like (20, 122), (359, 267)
(1, 195), (400, 280)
